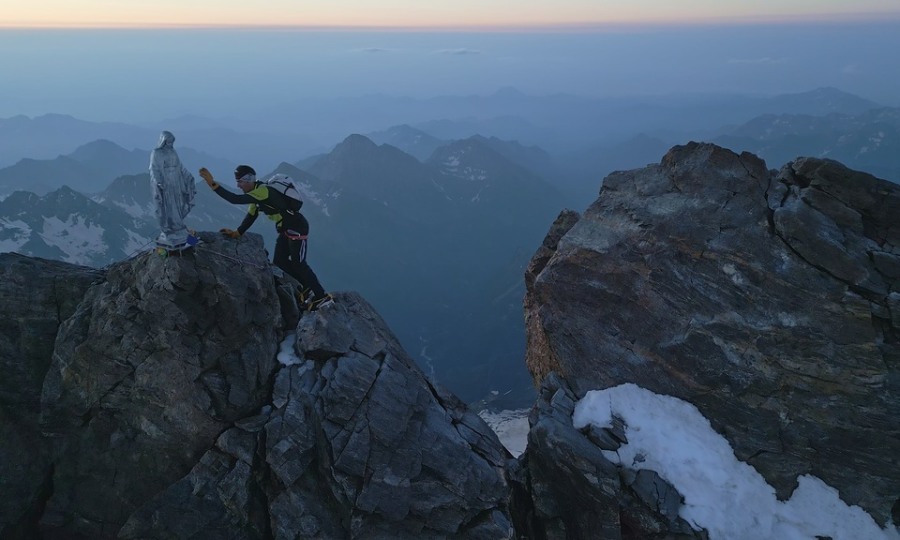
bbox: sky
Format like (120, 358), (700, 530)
(0, 0), (898, 121)
(2, 0), (900, 28)
(2, 21), (899, 125)
(1, 0), (899, 163)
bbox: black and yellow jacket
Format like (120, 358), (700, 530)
(212, 182), (308, 236)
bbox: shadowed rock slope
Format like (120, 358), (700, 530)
(4, 142), (898, 540)
(523, 142), (899, 530)
(0, 232), (512, 539)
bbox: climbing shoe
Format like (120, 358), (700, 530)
(308, 293), (335, 311)
(295, 287), (312, 306)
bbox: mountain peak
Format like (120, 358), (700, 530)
(328, 133), (419, 167)
(71, 138), (129, 157)
(44, 184), (88, 203)
(364, 125), (445, 162)
(492, 86), (527, 99)
(525, 142), (900, 528)
(772, 87), (881, 115)
(36, 113), (79, 122)
(1, 237), (512, 538)
(340, 133), (377, 149)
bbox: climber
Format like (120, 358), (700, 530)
(198, 165), (333, 311)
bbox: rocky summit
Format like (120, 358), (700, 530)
(523, 142), (899, 531)
(2, 142), (898, 539)
(0, 232), (512, 539)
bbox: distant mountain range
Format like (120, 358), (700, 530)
(0, 186), (152, 267)
(3, 86), (899, 405)
(1, 86), (884, 169)
(0, 114), (152, 167)
(297, 134), (567, 401)
(366, 124), (447, 162)
(714, 107), (900, 182)
(388, 86), (881, 152)
(0, 173), (245, 267)
(0, 132), (566, 405)
(0, 114), (318, 174)
(0, 138), (237, 197)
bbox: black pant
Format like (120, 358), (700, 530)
(273, 233), (325, 298)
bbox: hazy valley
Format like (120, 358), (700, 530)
(2, 86), (899, 407)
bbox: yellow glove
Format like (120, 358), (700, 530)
(220, 228), (241, 239)
(199, 167), (219, 189)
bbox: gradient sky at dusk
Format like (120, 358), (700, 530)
(1, 1), (899, 125)
(3, 0), (900, 28)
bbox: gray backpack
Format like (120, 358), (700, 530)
(266, 174), (302, 212)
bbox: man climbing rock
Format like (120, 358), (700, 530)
(199, 164), (333, 311)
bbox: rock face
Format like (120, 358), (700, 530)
(37, 232), (283, 539)
(507, 373), (703, 540)
(0, 232), (512, 539)
(0, 253), (102, 539)
(4, 142), (898, 539)
(120, 291), (513, 539)
(524, 142), (900, 528)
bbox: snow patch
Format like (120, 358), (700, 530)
(277, 333), (302, 366)
(0, 219), (31, 252)
(573, 383), (899, 540)
(721, 263), (746, 285)
(297, 181), (331, 217)
(40, 215), (107, 265)
(479, 408), (529, 457)
(123, 229), (153, 256)
(443, 154), (461, 168)
(113, 200), (154, 219)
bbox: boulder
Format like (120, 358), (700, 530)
(524, 142), (900, 527)
(121, 291), (514, 539)
(508, 373), (703, 540)
(0, 253), (100, 538)
(37, 232), (283, 539)
(2, 230), (514, 539)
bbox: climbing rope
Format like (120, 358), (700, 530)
(125, 239), (154, 261)
(195, 243), (270, 270)
(94, 234), (269, 272)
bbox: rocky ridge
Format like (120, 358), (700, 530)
(0, 232), (511, 539)
(1, 142), (898, 539)
(523, 142), (899, 531)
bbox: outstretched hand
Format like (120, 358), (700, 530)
(199, 167), (218, 189)
(220, 228), (241, 239)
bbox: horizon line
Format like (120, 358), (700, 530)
(2, 12), (900, 31)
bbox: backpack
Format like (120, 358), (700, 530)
(266, 174), (303, 212)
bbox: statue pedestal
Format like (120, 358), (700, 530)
(156, 230), (189, 249)
(155, 231), (199, 253)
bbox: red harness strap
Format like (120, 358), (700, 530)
(283, 229), (308, 240)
